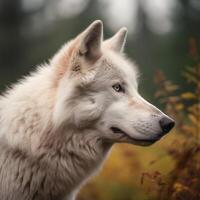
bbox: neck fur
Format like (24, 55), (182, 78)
(37, 124), (112, 194)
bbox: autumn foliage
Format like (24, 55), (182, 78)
(154, 38), (200, 200)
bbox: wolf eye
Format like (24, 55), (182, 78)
(112, 83), (125, 93)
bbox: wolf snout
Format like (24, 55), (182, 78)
(159, 117), (175, 134)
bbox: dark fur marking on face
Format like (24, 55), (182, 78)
(72, 64), (81, 72)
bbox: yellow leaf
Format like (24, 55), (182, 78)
(182, 72), (198, 83)
(175, 103), (184, 110)
(164, 82), (179, 92)
(181, 92), (196, 99)
(188, 114), (199, 126)
(173, 182), (193, 193)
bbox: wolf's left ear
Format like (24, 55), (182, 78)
(79, 20), (103, 60)
(103, 28), (128, 53)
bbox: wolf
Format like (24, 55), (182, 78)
(0, 20), (175, 200)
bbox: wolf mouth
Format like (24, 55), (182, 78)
(110, 127), (158, 143)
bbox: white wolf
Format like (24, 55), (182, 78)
(0, 20), (175, 200)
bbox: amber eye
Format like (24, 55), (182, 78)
(112, 83), (125, 93)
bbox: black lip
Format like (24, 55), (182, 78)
(110, 127), (158, 143)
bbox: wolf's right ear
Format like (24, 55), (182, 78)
(78, 20), (103, 61)
(103, 28), (127, 53)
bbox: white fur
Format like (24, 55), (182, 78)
(0, 20), (174, 200)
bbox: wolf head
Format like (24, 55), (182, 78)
(52, 20), (175, 146)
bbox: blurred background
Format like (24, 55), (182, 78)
(0, 0), (199, 199)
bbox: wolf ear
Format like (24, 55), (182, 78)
(79, 20), (103, 60)
(104, 28), (128, 53)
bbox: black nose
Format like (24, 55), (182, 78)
(159, 117), (175, 134)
